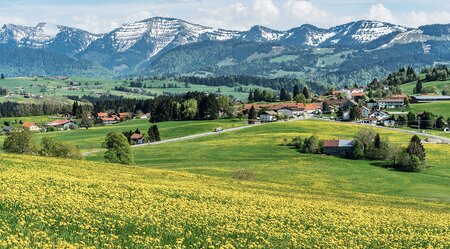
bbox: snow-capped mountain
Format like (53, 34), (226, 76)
(2, 17), (450, 78)
(324, 20), (410, 46)
(85, 17), (240, 58)
(282, 24), (335, 47)
(239, 25), (285, 43)
(0, 23), (100, 54)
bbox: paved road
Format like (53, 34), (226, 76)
(82, 123), (264, 156)
(354, 122), (450, 144)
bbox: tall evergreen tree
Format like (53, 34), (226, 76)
(293, 85), (300, 97)
(248, 91), (254, 103)
(302, 86), (310, 99)
(415, 81), (423, 94)
(407, 135), (426, 162)
(374, 133), (381, 149)
(152, 125), (161, 141)
(279, 88), (291, 101)
(248, 105), (257, 120)
(0, 73), (4, 79)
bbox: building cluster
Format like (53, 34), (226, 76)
(244, 102), (323, 124)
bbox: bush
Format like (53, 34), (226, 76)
(39, 137), (82, 160)
(392, 151), (423, 172)
(3, 128), (36, 154)
(104, 132), (134, 165)
(231, 169), (256, 181)
(303, 135), (321, 154)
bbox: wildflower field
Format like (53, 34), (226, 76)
(88, 120), (450, 201)
(0, 153), (449, 248)
(1, 120), (450, 247)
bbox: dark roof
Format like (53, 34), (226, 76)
(324, 139), (354, 148)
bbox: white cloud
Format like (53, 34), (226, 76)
(284, 0), (327, 20)
(404, 11), (450, 27)
(71, 15), (120, 33)
(253, 0), (280, 24)
(365, 3), (397, 23)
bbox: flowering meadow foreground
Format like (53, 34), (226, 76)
(0, 153), (449, 248)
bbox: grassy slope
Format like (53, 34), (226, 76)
(88, 120), (450, 202)
(0, 118), (248, 152)
(406, 101), (450, 117)
(401, 79), (450, 95)
(0, 77), (269, 102)
(1, 147), (449, 247)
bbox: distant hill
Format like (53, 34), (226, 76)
(2, 18), (450, 86)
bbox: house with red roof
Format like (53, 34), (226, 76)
(46, 120), (76, 130)
(131, 133), (144, 144)
(100, 117), (119, 125)
(22, 122), (41, 132)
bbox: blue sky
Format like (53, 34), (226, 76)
(1, 0), (450, 33)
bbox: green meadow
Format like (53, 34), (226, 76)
(87, 120), (450, 202)
(401, 79), (450, 95)
(0, 77), (270, 102)
(1, 118), (248, 152)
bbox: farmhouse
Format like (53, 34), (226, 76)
(361, 106), (370, 118)
(22, 122), (40, 132)
(323, 139), (354, 157)
(277, 108), (294, 118)
(260, 111), (277, 123)
(100, 117), (119, 125)
(369, 111), (390, 121)
(376, 99), (405, 109)
(97, 112), (108, 119)
(410, 95), (450, 103)
(46, 120), (76, 130)
(131, 133), (145, 144)
(119, 112), (132, 120)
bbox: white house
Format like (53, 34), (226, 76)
(277, 108), (294, 118)
(260, 111), (277, 123)
(369, 111), (390, 121)
(361, 106), (370, 118)
(22, 122), (40, 132)
(376, 99), (405, 109)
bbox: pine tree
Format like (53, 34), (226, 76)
(293, 85), (300, 97)
(374, 133), (381, 149)
(279, 88), (291, 101)
(415, 81), (423, 94)
(351, 140), (364, 159)
(152, 125), (161, 141)
(407, 135), (426, 162)
(248, 91), (254, 103)
(302, 86), (310, 99)
(80, 110), (93, 130)
(148, 126), (156, 142)
(0, 73), (4, 80)
(248, 105), (257, 120)
(435, 116), (445, 129)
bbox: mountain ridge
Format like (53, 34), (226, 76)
(1, 17), (450, 85)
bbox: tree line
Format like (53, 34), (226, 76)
(282, 129), (426, 172)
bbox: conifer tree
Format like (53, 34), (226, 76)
(293, 85), (300, 97)
(302, 86), (310, 99)
(407, 135), (426, 162)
